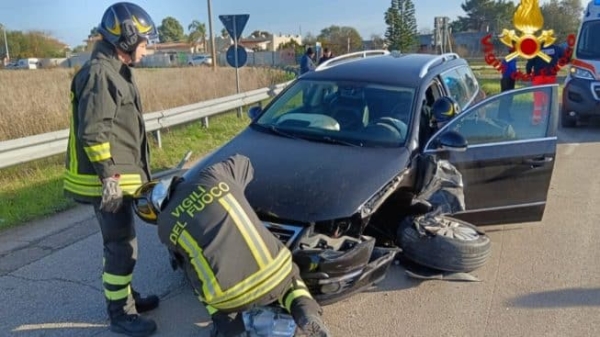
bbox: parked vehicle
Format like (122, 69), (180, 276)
(562, 0), (600, 127)
(188, 54), (212, 66)
(177, 50), (559, 305)
(16, 58), (40, 69)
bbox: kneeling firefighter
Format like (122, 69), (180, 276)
(132, 154), (331, 337)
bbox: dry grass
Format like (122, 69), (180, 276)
(0, 66), (289, 141)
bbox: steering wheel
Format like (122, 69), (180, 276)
(330, 108), (365, 130)
(373, 117), (407, 138)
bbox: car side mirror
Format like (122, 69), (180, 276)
(438, 130), (468, 152)
(247, 106), (262, 120)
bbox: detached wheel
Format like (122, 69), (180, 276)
(398, 215), (491, 272)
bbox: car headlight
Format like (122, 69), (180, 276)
(570, 66), (595, 80)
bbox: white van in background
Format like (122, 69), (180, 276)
(562, 0), (600, 127)
(16, 58), (40, 69)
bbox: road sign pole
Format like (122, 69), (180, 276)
(233, 19), (242, 118)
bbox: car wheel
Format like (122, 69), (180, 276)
(397, 215), (491, 272)
(561, 108), (577, 128)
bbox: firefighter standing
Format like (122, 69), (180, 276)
(526, 43), (564, 124)
(132, 154), (331, 337)
(63, 2), (160, 336)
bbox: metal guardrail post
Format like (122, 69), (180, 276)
(202, 117), (209, 128)
(153, 130), (162, 148)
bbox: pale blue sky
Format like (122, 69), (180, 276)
(0, 0), (554, 48)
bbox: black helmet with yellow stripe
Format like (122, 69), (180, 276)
(431, 96), (460, 126)
(97, 2), (159, 54)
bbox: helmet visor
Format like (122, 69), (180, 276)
(150, 177), (175, 211)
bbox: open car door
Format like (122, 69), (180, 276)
(423, 84), (559, 226)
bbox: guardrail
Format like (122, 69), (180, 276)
(0, 80), (293, 170)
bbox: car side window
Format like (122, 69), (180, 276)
(427, 86), (554, 148)
(456, 66), (479, 106)
(440, 68), (471, 108)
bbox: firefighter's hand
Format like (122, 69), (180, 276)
(100, 176), (123, 213)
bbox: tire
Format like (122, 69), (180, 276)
(561, 110), (577, 128)
(397, 215), (491, 272)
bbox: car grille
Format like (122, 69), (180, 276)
(262, 222), (304, 248)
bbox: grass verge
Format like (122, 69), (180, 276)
(0, 110), (257, 231)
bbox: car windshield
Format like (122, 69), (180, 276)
(576, 20), (600, 60)
(254, 79), (415, 147)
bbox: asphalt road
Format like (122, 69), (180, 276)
(1, 124), (600, 337)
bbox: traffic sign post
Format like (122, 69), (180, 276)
(219, 14), (250, 117)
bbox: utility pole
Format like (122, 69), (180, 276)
(2, 25), (9, 62)
(207, 0), (217, 71)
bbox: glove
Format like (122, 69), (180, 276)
(211, 312), (246, 337)
(100, 175), (123, 213)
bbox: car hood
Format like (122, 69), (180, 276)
(184, 127), (410, 223)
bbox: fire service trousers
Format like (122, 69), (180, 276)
(93, 199), (138, 319)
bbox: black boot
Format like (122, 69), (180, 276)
(289, 298), (331, 337)
(110, 314), (157, 337)
(132, 290), (160, 314)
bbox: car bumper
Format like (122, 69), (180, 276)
(562, 77), (600, 118)
(262, 222), (400, 306)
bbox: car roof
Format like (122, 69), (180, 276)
(300, 52), (468, 87)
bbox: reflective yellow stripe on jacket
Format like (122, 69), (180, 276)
(64, 171), (143, 196)
(84, 142), (111, 162)
(177, 193), (292, 311)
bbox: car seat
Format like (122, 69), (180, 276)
(330, 87), (369, 130)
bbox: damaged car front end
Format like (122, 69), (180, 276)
(262, 219), (400, 305)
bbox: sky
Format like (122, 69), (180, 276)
(0, 0), (556, 48)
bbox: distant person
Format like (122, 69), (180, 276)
(63, 2), (160, 336)
(318, 48), (334, 65)
(501, 46), (517, 93)
(300, 47), (316, 74)
(526, 42), (564, 124)
(499, 46), (518, 121)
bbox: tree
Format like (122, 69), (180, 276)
(370, 34), (386, 49)
(0, 29), (67, 59)
(220, 28), (229, 39)
(249, 30), (272, 39)
(452, 0), (515, 33)
(541, 0), (583, 43)
(303, 32), (318, 47)
(384, 0), (418, 52)
(385, 0), (402, 51)
(188, 20), (207, 52)
(278, 39), (303, 56)
(158, 16), (185, 43)
(72, 45), (87, 53)
(317, 25), (363, 55)
(88, 27), (99, 39)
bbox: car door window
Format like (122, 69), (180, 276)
(440, 68), (471, 109)
(456, 66), (479, 106)
(427, 85), (556, 149)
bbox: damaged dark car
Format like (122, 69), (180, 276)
(182, 51), (559, 305)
